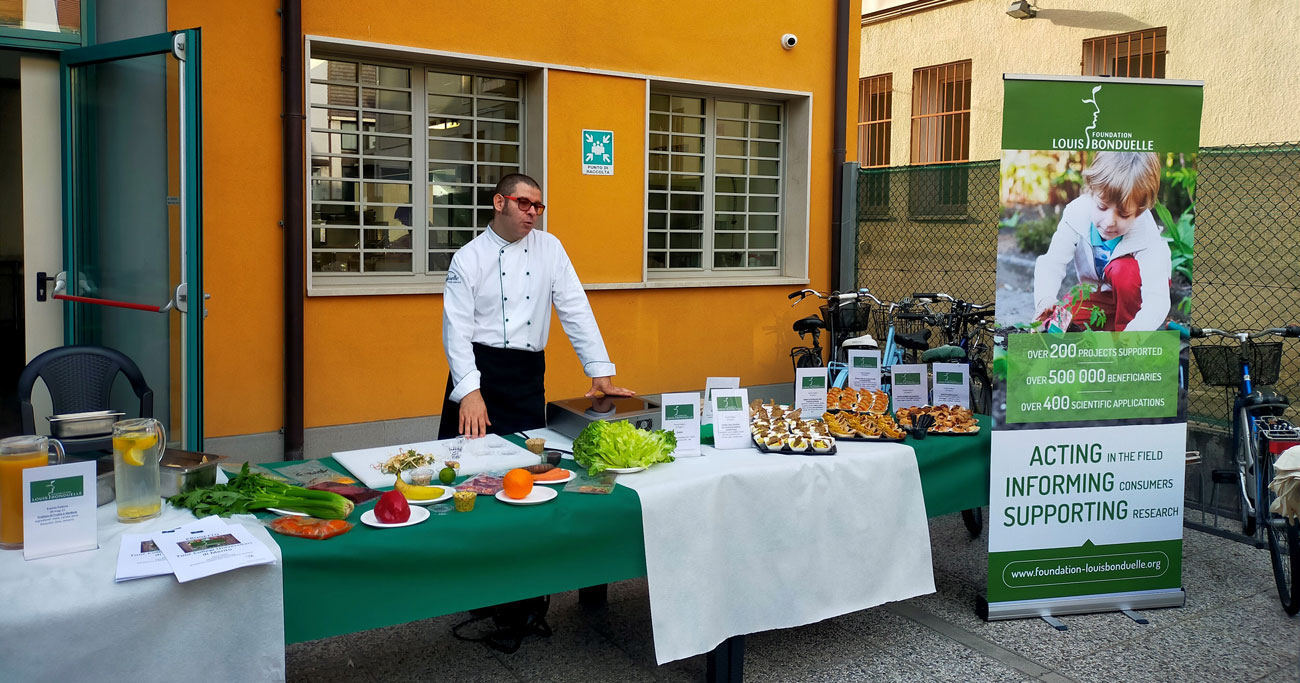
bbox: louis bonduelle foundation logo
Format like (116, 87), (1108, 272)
(1051, 85), (1155, 152)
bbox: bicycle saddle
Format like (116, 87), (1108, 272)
(921, 344), (966, 362)
(793, 316), (825, 334)
(894, 329), (931, 351)
(1242, 388), (1290, 410)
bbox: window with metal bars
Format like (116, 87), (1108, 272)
(858, 74), (893, 219)
(910, 60), (970, 165)
(648, 93), (784, 273)
(308, 57), (523, 287)
(908, 60), (971, 219)
(1083, 27), (1167, 79)
(857, 74), (892, 168)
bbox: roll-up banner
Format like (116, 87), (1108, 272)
(984, 75), (1203, 621)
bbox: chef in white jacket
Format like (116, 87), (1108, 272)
(439, 173), (635, 438)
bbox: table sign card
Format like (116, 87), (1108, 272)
(662, 392), (702, 457)
(702, 376), (740, 425)
(847, 350), (883, 391)
(890, 364), (929, 410)
(115, 532), (173, 582)
(711, 388), (752, 450)
(931, 363), (970, 409)
(794, 368), (828, 416)
(21, 460), (97, 561)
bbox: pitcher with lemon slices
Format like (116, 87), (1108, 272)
(112, 418), (166, 523)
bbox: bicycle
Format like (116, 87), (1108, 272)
(907, 293), (996, 415)
(1190, 324), (1300, 614)
(787, 288), (874, 371)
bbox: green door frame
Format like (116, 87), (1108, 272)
(58, 29), (203, 449)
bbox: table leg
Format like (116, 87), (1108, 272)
(705, 635), (745, 683)
(579, 584), (608, 607)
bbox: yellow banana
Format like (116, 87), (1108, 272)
(393, 473), (444, 501)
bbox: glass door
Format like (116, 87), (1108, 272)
(59, 31), (202, 449)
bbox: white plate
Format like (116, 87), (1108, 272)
(399, 486), (455, 505)
(606, 466), (647, 474)
(533, 469), (576, 485)
(360, 505), (431, 528)
(494, 486), (558, 506)
(267, 507), (309, 517)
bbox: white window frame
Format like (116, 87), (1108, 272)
(306, 44), (542, 297)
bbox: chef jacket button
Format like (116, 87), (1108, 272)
(526, 271), (530, 275)
(526, 296), (530, 300)
(527, 321), (532, 325)
(503, 297), (507, 301)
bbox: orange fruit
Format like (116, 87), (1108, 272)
(503, 468), (534, 500)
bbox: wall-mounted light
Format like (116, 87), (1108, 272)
(1006, 0), (1037, 19)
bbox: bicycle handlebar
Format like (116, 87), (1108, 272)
(1191, 326), (1298, 341)
(896, 312), (930, 321)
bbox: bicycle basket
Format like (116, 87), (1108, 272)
(1191, 341), (1283, 387)
(820, 300), (871, 333)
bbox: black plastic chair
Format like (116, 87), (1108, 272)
(18, 345), (154, 454)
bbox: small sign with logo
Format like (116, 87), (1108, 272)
(847, 350), (883, 391)
(890, 363), (929, 411)
(711, 388), (751, 450)
(22, 460), (97, 560)
(702, 376), (740, 426)
(582, 129), (614, 175)
(931, 362), (970, 409)
(794, 368), (828, 416)
(661, 392), (702, 457)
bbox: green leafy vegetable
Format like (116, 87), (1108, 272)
(166, 463), (355, 519)
(572, 420), (677, 476)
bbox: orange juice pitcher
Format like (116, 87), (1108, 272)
(0, 435), (66, 549)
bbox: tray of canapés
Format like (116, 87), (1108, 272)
(895, 404), (981, 435)
(749, 401), (837, 455)
(821, 410), (908, 442)
(825, 387), (890, 415)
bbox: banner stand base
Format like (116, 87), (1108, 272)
(978, 588), (1186, 622)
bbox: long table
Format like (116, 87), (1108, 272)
(271, 417), (990, 645)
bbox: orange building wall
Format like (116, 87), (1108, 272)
(169, 1), (860, 437)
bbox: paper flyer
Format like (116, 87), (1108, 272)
(661, 392), (702, 457)
(150, 516), (276, 583)
(711, 388), (752, 450)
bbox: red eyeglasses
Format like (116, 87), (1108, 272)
(500, 195), (546, 215)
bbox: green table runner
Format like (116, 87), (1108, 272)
(263, 458), (646, 644)
(905, 414), (992, 517)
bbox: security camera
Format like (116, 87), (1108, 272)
(781, 33), (798, 50)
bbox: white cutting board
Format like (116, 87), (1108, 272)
(331, 434), (538, 488)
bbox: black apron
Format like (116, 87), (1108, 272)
(439, 343), (546, 438)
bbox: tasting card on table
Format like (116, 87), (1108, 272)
(22, 460), (97, 560)
(794, 368), (828, 416)
(891, 364), (929, 410)
(931, 362), (970, 409)
(711, 388), (751, 450)
(847, 350), (883, 392)
(150, 516), (276, 583)
(701, 376), (740, 426)
(661, 392), (702, 457)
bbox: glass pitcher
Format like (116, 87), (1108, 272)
(0, 435), (66, 549)
(112, 418), (167, 523)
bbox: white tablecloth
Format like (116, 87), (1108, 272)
(0, 504), (285, 682)
(529, 428), (936, 664)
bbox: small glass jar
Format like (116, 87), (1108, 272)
(453, 490), (477, 512)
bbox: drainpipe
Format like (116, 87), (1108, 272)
(282, 0), (305, 460)
(830, 0), (850, 291)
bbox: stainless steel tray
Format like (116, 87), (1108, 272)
(47, 410), (125, 438)
(160, 449), (228, 498)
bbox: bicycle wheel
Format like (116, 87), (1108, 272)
(969, 365), (993, 416)
(1264, 453), (1300, 615)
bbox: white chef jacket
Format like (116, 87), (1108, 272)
(442, 226), (616, 403)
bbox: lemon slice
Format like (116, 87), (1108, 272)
(122, 448), (146, 466)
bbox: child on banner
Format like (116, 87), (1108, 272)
(1033, 151), (1171, 332)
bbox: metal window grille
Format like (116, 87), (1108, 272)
(857, 74), (892, 169)
(648, 94), (783, 272)
(425, 70), (524, 273)
(1082, 27), (1167, 79)
(910, 60), (970, 166)
(308, 58), (524, 280)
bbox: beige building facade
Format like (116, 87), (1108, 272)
(858, 0), (1300, 164)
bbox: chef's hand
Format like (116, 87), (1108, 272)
(586, 376), (636, 399)
(458, 390), (491, 438)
